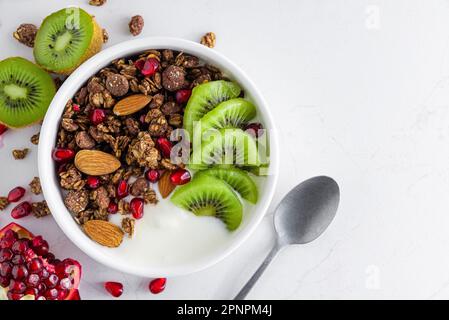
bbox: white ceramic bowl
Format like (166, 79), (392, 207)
(38, 37), (279, 277)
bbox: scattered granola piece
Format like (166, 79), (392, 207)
(31, 201), (51, 218)
(162, 65), (186, 91)
(102, 28), (109, 43)
(129, 15), (144, 36)
(64, 189), (89, 214)
(13, 23), (38, 47)
(30, 132), (40, 145)
(89, 0), (107, 6)
(75, 131), (96, 149)
(91, 186), (110, 210)
(0, 197), (9, 210)
(121, 217), (135, 237)
(12, 148), (29, 160)
(29, 177), (42, 195)
(126, 132), (160, 168)
(118, 199), (130, 215)
(200, 32), (216, 48)
(59, 165), (85, 190)
(130, 177), (148, 196)
(143, 188), (158, 205)
(75, 209), (94, 225)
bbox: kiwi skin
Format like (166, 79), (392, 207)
(33, 12), (103, 75)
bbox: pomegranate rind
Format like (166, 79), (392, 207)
(0, 223), (82, 300)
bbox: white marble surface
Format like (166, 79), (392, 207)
(1, 0), (449, 299)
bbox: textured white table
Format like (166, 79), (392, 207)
(1, 0), (449, 299)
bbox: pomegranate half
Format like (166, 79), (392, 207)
(0, 223), (82, 300)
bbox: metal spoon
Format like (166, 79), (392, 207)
(234, 176), (340, 300)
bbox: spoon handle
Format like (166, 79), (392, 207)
(234, 243), (281, 300)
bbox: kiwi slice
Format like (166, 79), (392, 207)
(200, 98), (257, 133)
(0, 57), (56, 128)
(34, 8), (103, 75)
(195, 128), (260, 168)
(183, 80), (241, 135)
(196, 167), (258, 204)
(171, 175), (243, 231)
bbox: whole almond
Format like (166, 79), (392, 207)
(75, 150), (121, 176)
(159, 171), (176, 198)
(83, 220), (124, 248)
(113, 94), (151, 116)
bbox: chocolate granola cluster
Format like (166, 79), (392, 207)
(56, 49), (224, 237)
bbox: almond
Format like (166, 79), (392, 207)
(74, 150), (121, 176)
(113, 94), (151, 116)
(158, 171), (176, 198)
(83, 220), (124, 248)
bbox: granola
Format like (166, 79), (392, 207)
(29, 177), (42, 195)
(31, 201), (51, 218)
(30, 132), (40, 145)
(200, 32), (216, 48)
(13, 24), (38, 47)
(121, 217), (135, 237)
(129, 15), (144, 36)
(0, 197), (9, 211)
(12, 148), (29, 160)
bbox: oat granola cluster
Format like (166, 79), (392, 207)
(56, 49), (224, 237)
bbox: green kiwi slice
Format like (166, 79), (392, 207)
(171, 175), (243, 231)
(200, 98), (257, 133)
(196, 167), (258, 204)
(34, 8), (103, 75)
(183, 80), (241, 135)
(0, 57), (56, 128)
(193, 128), (260, 168)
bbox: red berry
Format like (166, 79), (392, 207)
(156, 137), (172, 158)
(11, 202), (32, 219)
(169, 169), (191, 186)
(7, 292), (24, 300)
(0, 124), (8, 135)
(72, 104), (81, 112)
(12, 265), (28, 280)
(145, 169), (160, 183)
(7, 187), (26, 203)
(44, 288), (58, 300)
(0, 248), (13, 262)
(175, 89), (192, 104)
(130, 198), (144, 219)
(149, 278), (166, 294)
(24, 287), (38, 297)
(11, 255), (24, 265)
(44, 274), (59, 288)
(90, 109), (106, 125)
(26, 274), (40, 287)
(0, 262), (12, 277)
(135, 58), (159, 76)
(104, 281), (123, 298)
(52, 148), (75, 162)
(244, 122), (264, 138)
(0, 276), (9, 287)
(28, 258), (43, 273)
(107, 202), (118, 214)
(86, 176), (100, 189)
(116, 180), (129, 199)
(11, 239), (28, 254)
(9, 279), (26, 293)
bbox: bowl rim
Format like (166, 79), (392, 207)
(38, 37), (279, 277)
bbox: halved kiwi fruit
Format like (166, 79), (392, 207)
(196, 128), (260, 168)
(0, 57), (56, 128)
(196, 167), (258, 204)
(183, 80), (241, 135)
(171, 175), (243, 231)
(34, 7), (103, 75)
(200, 98), (257, 133)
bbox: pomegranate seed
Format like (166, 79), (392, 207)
(72, 104), (81, 112)
(90, 109), (106, 125)
(7, 187), (26, 203)
(37, 282), (47, 293)
(244, 122), (264, 138)
(145, 169), (160, 183)
(12, 265), (28, 280)
(135, 58), (159, 76)
(24, 287), (38, 297)
(11, 202), (32, 219)
(30, 236), (49, 257)
(44, 274), (59, 288)
(11, 255), (24, 265)
(26, 274), (40, 287)
(39, 269), (49, 280)
(104, 281), (123, 298)
(0, 262), (12, 277)
(4, 229), (18, 240)
(157, 137), (172, 158)
(55, 259), (78, 278)
(130, 198), (144, 219)
(11, 239), (28, 254)
(52, 148), (75, 162)
(0, 249), (13, 262)
(44, 288), (58, 300)
(7, 292), (24, 300)
(116, 180), (129, 199)
(0, 124), (8, 135)
(28, 258), (43, 273)
(58, 277), (72, 290)
(87, 176), (100, 189)
(175, 89), (192, 104)
(45, 253), (57, 263)
(57, 289), (68, 300)
(169, 169), (191, 186)
(9, 279), (26, 293)
(0, 237), (15, 249)
(0, 276), (10, 287)
(107, 202), (118, 214)
(149, 278), (166, 294)
(30, 235), (44, 248)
